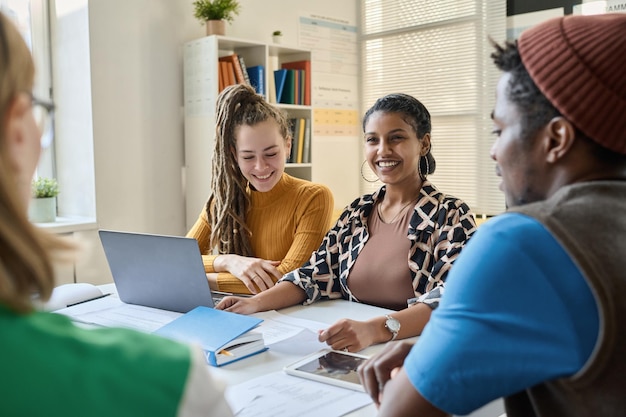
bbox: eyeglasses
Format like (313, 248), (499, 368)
(30, 94), (55, 149)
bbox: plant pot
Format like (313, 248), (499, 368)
(28, 197), (57, 223)
(272, 35), (283, 44)
(206, 20), (225, 36)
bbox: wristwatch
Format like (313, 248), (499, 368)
(384, 315), (401, 341)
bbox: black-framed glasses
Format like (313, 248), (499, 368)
(30, 94), (55, 148)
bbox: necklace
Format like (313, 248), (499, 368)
(377, 197), (418, 224)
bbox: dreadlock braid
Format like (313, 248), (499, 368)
(207, 83), (291, 256)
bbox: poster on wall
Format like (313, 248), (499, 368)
(298, 14), (359, 137)
(297, 13), (360, 208)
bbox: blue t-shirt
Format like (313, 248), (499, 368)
(404, 213), (599, 415)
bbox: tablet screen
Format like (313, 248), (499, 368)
(293, 350), (367, 386)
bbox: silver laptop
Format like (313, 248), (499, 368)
(99, 230), (215, 313)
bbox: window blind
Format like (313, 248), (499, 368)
(360, 0), (506, 215)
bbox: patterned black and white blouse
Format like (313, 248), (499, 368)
(280, 181), (477, 309)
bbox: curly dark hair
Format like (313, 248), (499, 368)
(490, 39), (561, 145)
(362, 93), (436, 176)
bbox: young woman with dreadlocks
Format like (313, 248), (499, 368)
(186, 83), (334, 295)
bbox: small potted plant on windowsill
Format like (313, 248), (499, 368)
(272, 30), (283, 44)
(28, 177), (59, 223)
(193, 0), (241, 36)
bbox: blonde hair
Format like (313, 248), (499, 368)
(207, 83), (290, 256)
(0, 13), (74, 313)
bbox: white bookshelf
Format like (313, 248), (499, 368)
(183, 35), (314, 230)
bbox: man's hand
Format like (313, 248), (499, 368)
(357, 340), (415, 406)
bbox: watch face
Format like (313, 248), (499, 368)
(386, 317), (400, 332)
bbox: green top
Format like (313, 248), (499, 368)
(0, 305), (231, 416)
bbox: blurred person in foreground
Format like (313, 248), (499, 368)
(0, 12), (232, 416)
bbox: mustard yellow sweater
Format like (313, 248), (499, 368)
(187, 173), (334, 294)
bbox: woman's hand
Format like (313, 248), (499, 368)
(357, 340), (415, 406)
(215, 296), (262, 314)
(214, 254), (282, 294)
(216, 281), (308, 314)
(318, 318), (380, 353)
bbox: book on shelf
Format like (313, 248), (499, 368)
(154, 306), (267, 367)
(274, 69), (287, 104)
(281, 69), (296, 104)
(219, 61), (234, 91)
(296, 117), (305, 163)
(287, 118), (297, 163)
(302, 118), (311, 163)
(237, 55), (251, 85)
(224, 61), (237, 87)
(298, 69), (305, 105)
(246, 65), (265, 97)
(293, 69), (300, 105)
(218, 62), (225, 92)
(281, 60), (311, 106)
(219, 54), (246, 84)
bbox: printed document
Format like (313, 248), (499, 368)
(226, 371), (371, 417)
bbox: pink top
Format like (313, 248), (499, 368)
(347, 201), (415, 310)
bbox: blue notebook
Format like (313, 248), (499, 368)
(246, 65), (265, 97)
(154, 306), (267, 366)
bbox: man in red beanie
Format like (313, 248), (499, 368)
(358, 13), (626, 417)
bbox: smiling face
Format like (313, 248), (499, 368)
(490, 73), (547, 207)
(233, 119), (290, 192)
(364, 111), (429, 187)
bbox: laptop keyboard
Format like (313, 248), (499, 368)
(211, 291), (252, 305)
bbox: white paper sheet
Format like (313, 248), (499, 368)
(226, 371), (371, 417)
(55, 297), (182, 332)
(253, 310), (327, 345)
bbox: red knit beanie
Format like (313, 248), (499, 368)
(518, 14), (626, 155)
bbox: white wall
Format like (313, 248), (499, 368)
(88, 0), (202, 235)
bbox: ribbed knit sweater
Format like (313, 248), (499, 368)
(187, 173), (334, 294)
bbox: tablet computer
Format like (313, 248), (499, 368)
(283, 349), (369, 391)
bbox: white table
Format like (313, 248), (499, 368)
(94, 284), (503, 417)
(209, 299), (503, 417)
(211, 299), (392, 417)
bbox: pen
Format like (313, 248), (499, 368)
(219, 349), (234, 357)
(67, 293), (112, 307)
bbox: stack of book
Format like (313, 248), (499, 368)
(218, 53), (266, 98)
(287, 117), (311, 164)
(274, 60), (310, 105)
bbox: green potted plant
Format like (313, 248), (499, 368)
(28, 177), (59, 223)
(193, 0), (241, 36)
(272, 30), (283, 44)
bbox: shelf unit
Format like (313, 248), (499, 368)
(183, 35), (314, 230)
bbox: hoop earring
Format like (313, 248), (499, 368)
(361, 160), (379, 183)
(419, 155), (430, 181)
